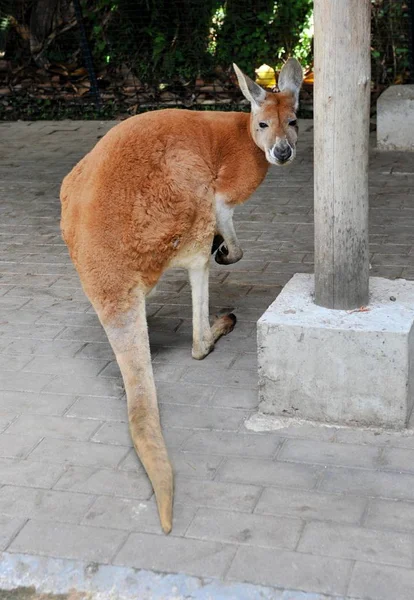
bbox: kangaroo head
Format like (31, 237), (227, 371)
(233, 59), (303, 166)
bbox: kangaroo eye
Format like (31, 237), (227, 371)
(259, 122), (269, 129)
(289, 119), (297, 127)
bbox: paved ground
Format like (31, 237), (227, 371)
(0, 119), (414, 600)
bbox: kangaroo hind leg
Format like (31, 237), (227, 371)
(189, 259), (236, 360)
(94, 289), (173, 534)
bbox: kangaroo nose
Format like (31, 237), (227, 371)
(273, 144), (292, 162)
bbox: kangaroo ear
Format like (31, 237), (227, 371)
(278, 58), (303, 109)
(233, 63), (266, 109)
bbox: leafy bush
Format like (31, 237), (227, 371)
(84, 0), (219, 82)
(371, 0), (411, 87)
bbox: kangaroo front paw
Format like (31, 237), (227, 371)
(211, 313), (237, 340)
(215, 243), (243, 265)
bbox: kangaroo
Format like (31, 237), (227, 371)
(60, 59), (303, 534)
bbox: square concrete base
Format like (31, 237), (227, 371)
(258, 274), (414, 429)
(377, 85), (414, 151)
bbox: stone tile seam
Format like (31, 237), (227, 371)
(212, 467), (414, 497)
(15, 434), (46, 460)
(252, 511), (374, 532)
(276, 456), (414, 477)
(0, 491), (99, 528)
(343, 560), (358, 599)
(0, 482), (392, 525)
(295, 534), (414, 571)
(109, 529), (133, 564)
(272, 436), (288, 460)
(87, 420), (109, 443)
(2, 517), (30, 552)
(176, 446), (284, 462)
(0, 414), (20, 434)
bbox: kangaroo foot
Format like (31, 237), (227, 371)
(192, 314), (237, 360)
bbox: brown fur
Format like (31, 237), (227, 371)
(60, 62), (302, 534)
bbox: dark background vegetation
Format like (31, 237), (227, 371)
(0, 0), (411, 120)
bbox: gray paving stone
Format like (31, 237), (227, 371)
(0, 412), (17, 433)
(182, 431), (281, 458)
(349, 562), (414, 600)
(0, 515), (26, 551)
(0, 355), (32, 371)
(0, 310), (50, 326)
(6, 414), (101, 441)
(334, 427), (414, 448)
(231, 353), (257, 370)
(364, 498), (414, 533)
(180, 367), (258, 389)
(0, 391), (76, 416)
(279, 439), (381, 469)
(25, 298), (91, 312)
(162, 428), (195, 449)
(0, 485), (94, 523)
(75, 342), (115, 360)
(3, 338), (86, 357)
(56, 325), (107, 342)
(22, 356), (108, 377)
(54, 465), (152, 499)
(0, 433), (42, 459)
(169, 452), (223, 480)
(298, 521), (413, 567)
(2, 121), (414, 597)
(153, 381), (214, 405)
(113, 532), (236, 579)
(0, 322), (64, 340)
(381, 447), (414, 473)
(8, 519), (127, 563)
(320, 467), (414, 500)
(0, 458), (64, 489)
(35, 312), (100, 329)
(217, 457), (320, 489)
(174, 477), (261, 512)
(153, 363), (187, 383)
(186, 507), (302, 550)
(29, 438), (129, 468)
(42, 374), (124, 398)
(0, 371), (54, 393)
(66, 395), (127, 421)
(0, 296), (30, 309)
(83, 496), (196, 535)
(207, 387), (259, 409)
(91, 421), (131, 446)
(153, 346), (237, 369)
(227, 546), (351, 596)
(159, 404), (248, 431)
(255, 487), (367, 524)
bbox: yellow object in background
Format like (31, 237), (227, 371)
(255, 64), (276, 89)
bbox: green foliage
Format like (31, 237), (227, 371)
(83, 0), (314, 84)
(84, 0), (218, 82)
(0, 0), (411, 121)
(0, 94), (121, 120)
(371, 0), (410, 86)
(215, 0), (313, 77)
